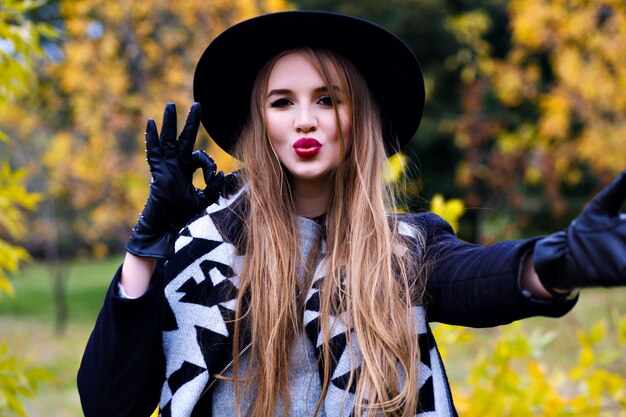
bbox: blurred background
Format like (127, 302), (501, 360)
(0, 0), (625, 416)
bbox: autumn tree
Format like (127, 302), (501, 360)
(0, 0), (54, 414)
(41, 0), (290, 255)
(447, 0), (626, 241)
(0, 0), (290, 334)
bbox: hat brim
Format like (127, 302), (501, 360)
(193, 10), (424, 156)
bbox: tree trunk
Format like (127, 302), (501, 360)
(41, 198), (69, 336)
(52, 261), (68, 336)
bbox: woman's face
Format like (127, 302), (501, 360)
(265, 52), (352, 185)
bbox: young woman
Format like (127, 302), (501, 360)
(78, 10), (626, 417)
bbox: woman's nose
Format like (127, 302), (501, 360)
(294, 105), (317, 133)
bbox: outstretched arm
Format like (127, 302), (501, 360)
(424, 170), (626, 327)
(416, 213), (578, 327)
(533, 170), (626, 292)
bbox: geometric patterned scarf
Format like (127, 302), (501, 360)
(158, 185), (457, 417)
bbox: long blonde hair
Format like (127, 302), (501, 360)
(229, 47), (429, 417)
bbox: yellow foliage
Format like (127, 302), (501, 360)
(490, 63), (525, 107)
(0, 2), (52, 414)
(496, 123), (538, 155)
(0, 240), (30, 298)
(444, 10), (493, 84)
(2, 0), (289, 250)
(509, 0), (554, 49)
(538, 91), (571, 140)
(383, 152), (408, 184)
(0, 342), (54, 417)
(453, 0), (626, 199)
(431, 324), (474, 360)
(578, 121), (626, 173)
(429, 194), (465, 233)
(0, 0), (56, 107)
(0, 161), (40, 298)
(445, 11), (491, 46)
(436, 314), (626, 417)
(619, 316), (626, 344)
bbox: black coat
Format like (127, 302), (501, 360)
(78, 200), (577, 417)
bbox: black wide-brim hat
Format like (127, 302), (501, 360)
(193, 10), (425, 156)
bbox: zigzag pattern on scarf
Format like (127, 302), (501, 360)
(301, 229), (448, 417)
(157, 186), (453, 417)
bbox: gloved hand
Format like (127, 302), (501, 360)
(126, 102), (224, 259)
(534, 170), (626, 292)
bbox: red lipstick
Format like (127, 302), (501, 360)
(293, 137), (322, 159)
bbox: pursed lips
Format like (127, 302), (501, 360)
(293, 137), (322, 158)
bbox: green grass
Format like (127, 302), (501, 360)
(1, 256), (123, 417)
(0, 256), (122, 325)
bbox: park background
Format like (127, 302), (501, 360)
(1, 0), (625, 415)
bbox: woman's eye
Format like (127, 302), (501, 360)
(318, 95), (334, 106)
(269, 98), (292, 108)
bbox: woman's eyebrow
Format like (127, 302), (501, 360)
(267, 85), (341, 98)
(315, 85), (341, 94)
(267, 88), (293, 97)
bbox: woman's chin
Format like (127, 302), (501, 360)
(286, 168), (333, 185)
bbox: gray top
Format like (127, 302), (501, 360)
(211, 216), (327, 416)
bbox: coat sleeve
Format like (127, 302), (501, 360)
(77, 263), (166, 417)
(408, 213), (578, 327)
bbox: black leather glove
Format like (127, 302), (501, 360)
(126, 102), (224, 259)
(534, 170), (626, 292)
